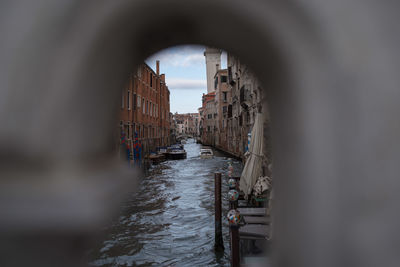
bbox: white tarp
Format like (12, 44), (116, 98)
(239, 113), (264, 199)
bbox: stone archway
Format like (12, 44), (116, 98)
(1, 1), (400, 267)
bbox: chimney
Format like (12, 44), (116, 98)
(156, 60), (160, 75)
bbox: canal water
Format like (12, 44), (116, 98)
(89, 139), (243, 267)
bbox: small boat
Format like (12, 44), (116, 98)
(165, 144), (186, 160)
(199, 148), (213, 159)
(168, 149), (187, 160)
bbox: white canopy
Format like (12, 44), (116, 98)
(239, 113), (264, 199)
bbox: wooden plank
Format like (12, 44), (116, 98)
(239, 224), (269, 238)
(243, 216), (270, 225)
(237, 208), (266, 216)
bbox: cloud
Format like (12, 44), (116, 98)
(166, 78), (206, 90)
(147, 45), (206, 68)
(179, 54), (204, 67)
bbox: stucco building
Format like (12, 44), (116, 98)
(200, 92), (216, 146)
(200, 50), (270, 169)
(204, 47), (222, 94)
(213, 69), (229, 149)
(173, 113), (200, 137)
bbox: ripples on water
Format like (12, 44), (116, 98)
(89, 140), (243, 267)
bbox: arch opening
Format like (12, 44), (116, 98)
(91, 44), (274, 266)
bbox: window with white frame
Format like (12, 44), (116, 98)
(137, 95), (141, 108)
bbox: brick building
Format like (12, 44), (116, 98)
(118, 61), (171, 161)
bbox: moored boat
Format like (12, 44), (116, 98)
(165, 144), (186, 160)
(199, 148), (213, 159)
(168, 149), (187, 160)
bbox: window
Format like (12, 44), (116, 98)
(142, 99), (145, 113)
(126, 124), (130, 139)
(150, 102), (152, 116)
(223, 106), (227, 113)
(121, 91), (124, 109)
(137, 95), (141, 107)
(127, 90), (131, 110)
(214, 77), (218, 89)
(221, 75), (227, 83)
(146, 101), (149, 114)
(223, 92), (227, 102)
(150, 73), (153, 87)
(133, 94), (136, 109)
(208, 114), (212, 119)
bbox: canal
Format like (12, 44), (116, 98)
(89, 139), (243, 267)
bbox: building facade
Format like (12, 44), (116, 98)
(173, 113), (200, 137)
(200, 92), (216, 146)
(213, 69), (229, 149)
(204, 47), (222, 93)
(200, 50), (270, 173)
(118, 61), (171, 161)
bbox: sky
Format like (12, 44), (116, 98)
(146, 45), (227, 114)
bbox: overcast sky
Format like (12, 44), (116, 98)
(146, 45), (227, 114)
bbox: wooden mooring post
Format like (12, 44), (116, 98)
(230, 224), (240, 267)
(214, 172), (224, 251)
